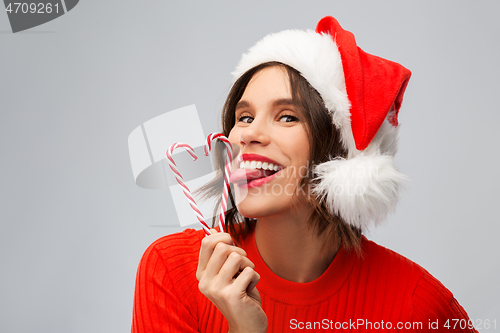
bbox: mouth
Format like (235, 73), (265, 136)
(229, 153), (284, 189)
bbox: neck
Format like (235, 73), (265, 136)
(253, 204), (340, 283)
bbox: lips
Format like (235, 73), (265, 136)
(229, 153), (284, 188)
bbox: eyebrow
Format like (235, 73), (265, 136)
(235, 100), (250, 110)
(235, 98), (296, 110)
(273, 98), (296, 107)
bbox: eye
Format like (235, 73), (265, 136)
(279, 114), (299, 123)
(238, 115), (254, 124)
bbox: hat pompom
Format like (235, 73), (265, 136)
(312, 153), (407, 230)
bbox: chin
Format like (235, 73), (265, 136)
(237, 192), (298, 220)
(236, 200), (268, 219)
(235, 193), (278, 218)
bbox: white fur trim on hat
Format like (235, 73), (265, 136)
(312, 150), (407, 229)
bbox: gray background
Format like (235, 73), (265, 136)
(1, 1), (498, 332)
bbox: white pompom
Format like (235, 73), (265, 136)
(312, 154), (407, 230)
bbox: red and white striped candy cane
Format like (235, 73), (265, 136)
(166, 142), (211, 235)
(205, 133), (234, 233)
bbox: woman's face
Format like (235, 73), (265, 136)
(228, 66), (311, 218)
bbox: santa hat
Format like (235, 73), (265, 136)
(232, 16), (411, 230)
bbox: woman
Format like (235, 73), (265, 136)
(132, 16), (476, 332)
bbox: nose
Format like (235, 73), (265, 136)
(239, 118), (271, 148)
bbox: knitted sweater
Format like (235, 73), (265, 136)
(132, 229), (476, 332)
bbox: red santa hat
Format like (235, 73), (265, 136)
(232, 16), (411, 230)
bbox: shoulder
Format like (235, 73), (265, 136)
(138, 228), (205, 273)
(135, 228), (205, 294)
(132, 229), (208, 331)
(134, 228), (206, 311)
(360, 237), (451, 297)
(145, 228), (205, 258)
(411, 268), (475, 331)
(361, 238), (452, 296)
(359, 236), (429, 285)
(360, 238), (476, 331)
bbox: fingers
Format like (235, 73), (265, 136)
(234, 266), (260, 294)
(199, 255), (260, 302)
(196, 229), (247, 281)
(215, 252), (255, 285)
(198, 229), (233, 276)
(199, 229), (234, 267)
(200, 242), (253, 282)
(196, 232), (265, 332)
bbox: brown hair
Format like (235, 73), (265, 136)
(197, 62), (362, 252)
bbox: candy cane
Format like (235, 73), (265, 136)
(166, 142), (211, 235)
(205, 133), (234, 233)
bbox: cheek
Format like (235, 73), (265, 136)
(299, 141), (311, 164)
(227, 128), (241, 170)
(227, 127), (239, 143)
(289, 130), (310, 164)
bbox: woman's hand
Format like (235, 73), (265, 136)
(196, 229), (268, 333)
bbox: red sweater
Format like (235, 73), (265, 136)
(132, 229), (476, 332)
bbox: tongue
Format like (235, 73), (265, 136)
(230, 169), (276, 185)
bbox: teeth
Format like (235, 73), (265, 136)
(239, 160), (282, 171)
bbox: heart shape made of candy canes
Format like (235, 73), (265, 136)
(166, 133), (235, 235)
